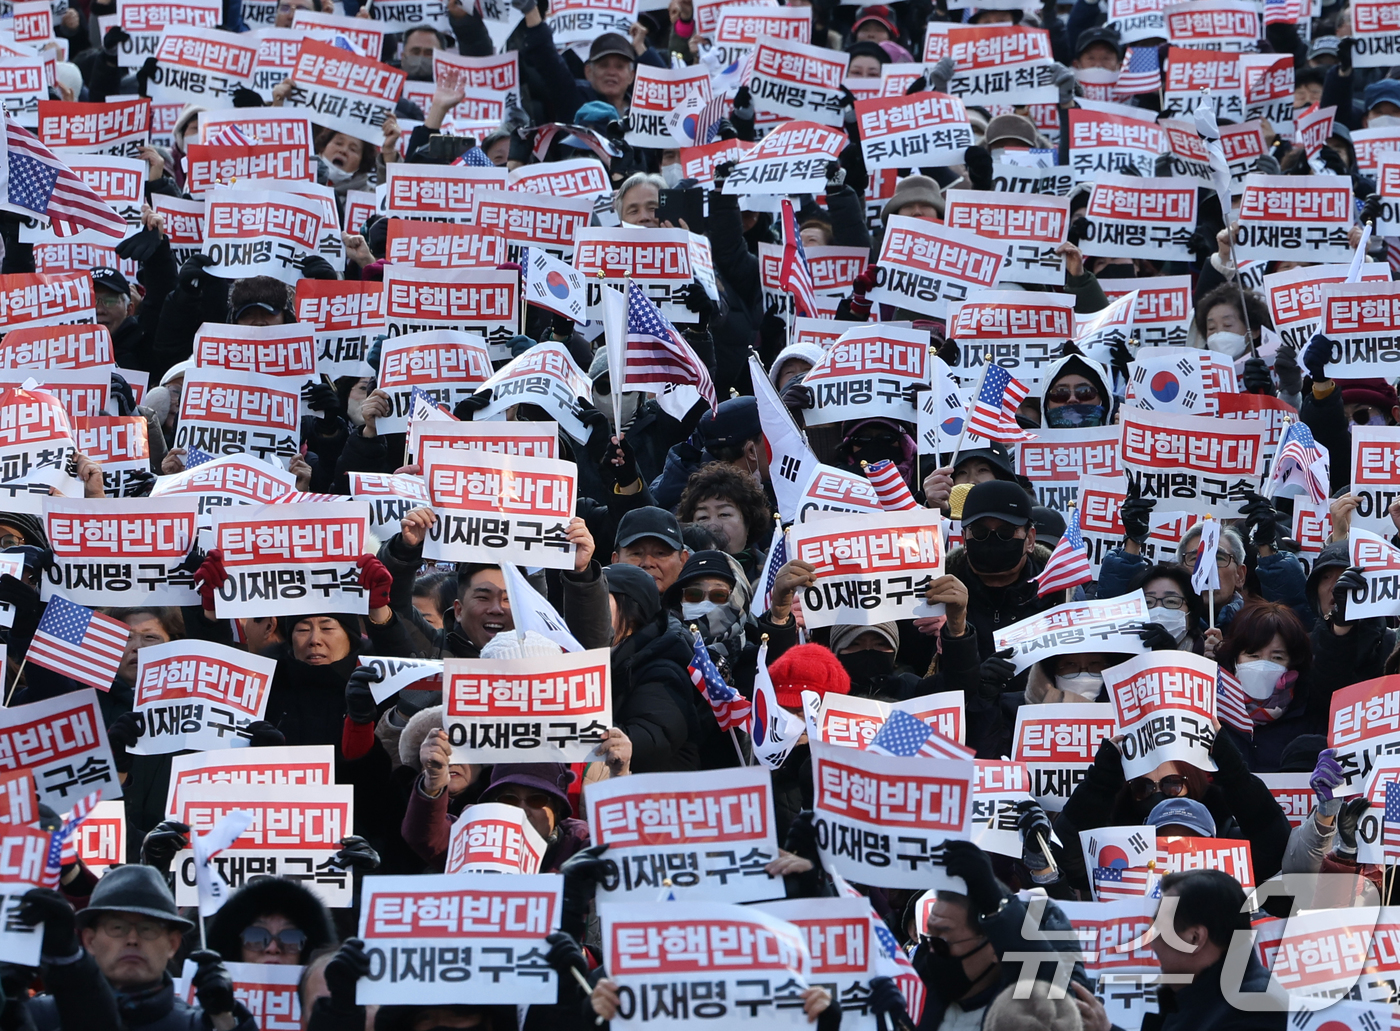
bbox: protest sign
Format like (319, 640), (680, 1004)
(1265, 263), (1392, 350)
(507, 157), (610, 200)
(1346, 528), (1400, 620)
(1165, 0), (1259, 47)
(0, 851), (43, 963)
(1290, 501), (1332, 558)
(0, 366), (108, 420)
(474, 342), (595, 442)
(36, 96), (150, 156)
(587, 767), (782, 903)
(854, 92), (973, 169)
(444, 803), (546, 875)
(680, 138), (756, 187)
(867, 215), (1004, 318)
(1107, 0), (1167, 41)
(943, 24), (1057, 105)
(0, 689), (120, 808)
(291, 8), (386, 55)
(1119, 407), (1266, 515)
(994, 591), (1150, 674)
(547, 0), (637, 46)
(151, 195), (205, 269)
(173, 782), (354, 908)
(443, 647), (610, 762)
(202, 188), (322, 286)
(988, 160), (1075, 196)
(384, 220), (507, 270)
(0, 56), (48, 127)
(192, 322), (316, 388)
(376, 330), (492, 434)
(129, 641), (277, 755)
(165, 745), (335, 820)
(385, 164), (506, 224)
(946, 293), (1076, 386)
(151, 454), (298, 518)
(626, 64), (711, 148)
(803, 324), (926, 425)
(146, 28), (256, 109)
(1254, 772), (1314, 829)
(1319, 281), (1400, 379)
(788, 509), (943, 629)
(1106, 651), (1219, 778)
(357, 655), (442, 705)
(409, 421), (557, 465)
(1158, 834), (1254, 888)
(0, 323), (112, 370)
(1235, 175), (1353, 263)
(75, 799), (126, 877)
(174, 368), (300, 462)
(356, 872), (562, 1004)
(382, 266), (518, 359)
(1353, 0), (1400, 66)
(1239, 53), (1294, 136)
(114, 0), (221, 67)
(209, 501), (370, 618)
(792, 464), (885, 522)
(713, 4), (809, 67)
(810, 739), (973, 890)
(0, 271), (94, 330)
(285, 39), (404, 147)
(1082, 173), (1197, 261)
(0, 771), (36, 826)
(431, 50), (520, 112)
(943, 192), (1068, 287)
(748, 36), (847, 126)
(364, 0), (453, 31)
(176, 961), (300, 1030)
(574, 227), (695, 322)
(1349, 427), (1400, 539)
(721, 120), (847, 195)
(249, 29), (302, 95)
(805, 691), (966, 753)
(1068, 105), (1166, 179)
(1328, 676), (1400, 792)
(183, 143), (312, 198)
(470, 189), (592, 261)
(293, 279), (381, 380)
(1354, 127), (1400, 176)
(1163, 47), (1241, 119)
(1012, 702), (1117, 812)
(968, 760), (1045, 858)
(421, 447), (576, 570)
(349, 472), (430, 536)
(0, 385), (79, 510)
(1013, 427), (1121, 511)
(1057, 898), (1160, 981)
(41, 497), (199, 607)
(198, 110), (315, 152)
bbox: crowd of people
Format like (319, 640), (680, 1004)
(3, 0), (1400, 1028)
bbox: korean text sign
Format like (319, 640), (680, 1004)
(130, 641), (277, 755)
(1107, 651), (1219, 779)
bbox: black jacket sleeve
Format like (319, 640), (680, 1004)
(1210, 729), (1292, 884)
(1299, 384), (1351, 495)
(520, 21), (586, 126)
(825, 183), (871, 251)
(707, 190), (763, 312)
(449, 8), (495, 56)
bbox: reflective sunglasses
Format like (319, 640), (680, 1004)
(1046, 383), (1100, 404)
(682, 586), (732, 605)
(241, 926), (307, 953)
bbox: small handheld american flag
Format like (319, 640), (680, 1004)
(864, 459), (919, 512)
(42, 790), (102, 888)
(689, 632), (751, 731)
(749, 520), (787, 619)
(1216, 668), (1253, 734)
(779, 198), (819, 318)
(1115, 47), (1161, 97)
(1385, 782), (1400, 862)
(1268, 419), (1330, 506)
(184, 444), (216, 469)
(205, 123), (255, 147)
(967, 365), (1035, 444)
(866, 709), (974, 761)
(623, 280), (716, 411)
(1034, 506), (1093, 597)
(27, 596), (130, 692)
(451, 146), (495, 168)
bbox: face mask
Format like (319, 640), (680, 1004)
(1370, 115), (1400, 127)
(1148, 605), (1189, 642)
(1055, 671), (1103, 701)
(323, 161), (355, 185)
(346, 396), (365, 427)
(592, 385), (642, 432)
(1207, 331), (1251, 359)
(965, 533), (1026, 574)
(839, 650), (895, 691)
(1134, 791), (1165, 823)
(682, 599), (720, 621)
(914, 944), (978, 1000)
(401, 53), (433, 79)
(1045, 403), (1106, 428)
(1236, 658), (1288, 700)
(1096, 263), (1137, 279)
(661, 163), (683, 188)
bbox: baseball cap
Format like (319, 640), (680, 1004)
(615, 506), (684, 551)
(947, 441), (1016, 480)
(1074, 26), (1124, 59)
(1308, 35), (1340, 59)
(672, 550), (737, 590)
(1031, 505), (1066, 545)
(961, 480), (1033, 527)
(1148, 798), (1216, 837)
(699, 396), (761, 450)
(588, 33), (636, 63)
(1365, 78), (1400, 112)
(91, 266), (130, 295)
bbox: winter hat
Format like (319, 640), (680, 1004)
(829, 622), (899, 655)
(878, 40), (915, 62)
(880, 174), (944, 225)
(75, 864), (193, 932)
(206, 876), (338, 963)
(845, 40), (890, 66)
(605, 562), (663, 622)
(768, 342), (826, 387)
(1305, 541), (1352, 613)
(278, 613), (364, 653)
(767, 643), (851, 710)
(985, 113), (1041, 150)
(482, 763), (576, 819)
(479, 629), (564, 660)
(54, 62), (82, 99)
(399, 704), (445, 770)
(160, 359), (192, 386)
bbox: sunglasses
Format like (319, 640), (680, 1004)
(923, 934), (989, 958)
(1046, 384), (1100, 404)
(682, 586), (731, 605)
(1350, 406), (1379, 426)
(965, 524), (1023, 543)
(241, 926), (307, 953)
(1128, 774), (1188, 800)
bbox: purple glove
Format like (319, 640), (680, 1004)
(1310, 747), (1345, 816)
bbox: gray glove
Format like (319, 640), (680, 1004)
(1254, 153), (1281, 176)
(1051, 62), (1078, 106)
(928, 56), (956, 94)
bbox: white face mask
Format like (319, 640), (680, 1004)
(1148, 605), (1189, 643)
(1370, 115), (1400, 128)
(1055, 671), (1104, 701)
(323, 161), (355, 185)
(682, 599), (720, 621)
(592, 384), (642, 433)
(661, 163), (683, 188)
(1235, 659), (1288, 700)
(1207, 331), (1251, 359)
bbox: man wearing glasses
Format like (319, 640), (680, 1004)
(20, 865), (256, 1031)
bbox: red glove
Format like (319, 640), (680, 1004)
(357, 554), (393, 610)
(853, 263), (879, 296)
(194, 550), (226, 610)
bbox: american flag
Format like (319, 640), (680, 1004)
(27, 596), (130, 692)
(749, 522), (787, 619)
(967, 365), (1034, 443)
(1385, 782), (1400, 860)
(1216, 668), (1253, 734)
(622, 280), (716, 410)
(206, 123), (254, 147)
(451, 146), (495, 168)
(866, 709), (974, 760)
(1263, 0), (1299, 25)
(1115, 47), (1161, 97)
(691, 93), (728, 146)
(1387, 237), (1400, 276)
(865, 458), (919, 511)
(1269, 419), (1330, 505)
(689, 632), (751, 731)
(0, 116), (127, 240)
(42, 790), (101, 888)
(1034, 506), (1093, 597)
(185, 444), (216, 469)
(779, 198), (819, 318)
(1092, 863), (1155, 901)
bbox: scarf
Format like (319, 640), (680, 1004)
(1248, 669), (1299, 725)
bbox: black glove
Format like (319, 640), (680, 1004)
(323, 938), (371, 1012)
(136, 57), (158, 93)
(245, 721), (285, 747)
(232, 86), (265, 107)
(300, 255), (337, 281)
(302, 381), (343, 420)
(1186, 227), (1219, 262)
(1241, 357), (1274, 396)
(869, 977), (912, 1031)
(1136, 623), (1179, 651)
(1339, 35), (1355, 73)
(578, 408), (612, 456)
(115, 227), (164, 264)
(1318, 145), (1348, 176)
(559, 843), (611, 939)
(1336, 796), (1370, 857)
(1016, 800), (1054, 872)
(712, 160), (736, 187)
(1331, 566), (1367, 627)
(452, 389), (494, 420)
(978, 647), (1017, 698)
(178, 253), (216, 294)
(778, 373), (814, 413)
(1360, 194), (1383, 226)
(1120, 480), (1156, 545)
(1108, 335), (1134, 387)
(1067, 216), (1089, 246)
(140, 820), (190, 874)
(676, 281), (717, 327)
(189, 950), (237, 1017)
(1239, 492), (1278, 549)
(941, 839), (1006, 918)
(715, 118), (738, 141)
(0, 573), (41, 624)
(106, 711), (144, 773)
(963, 145), (992, 192)
(759, 302), (786, 354)
(1275, 344), (1303, 395)
(599, 434), (639, 488)
(783, 810), (821, 866)
(101, 25), (129, 53)
(18, 888), (77, 958)
(332, 835), (381, 873)
(545, 930), (589, 991)
(733, 86), (752, 113)
(1303, 332), (1334, 382)
(345, 665), (381, 724)
(817, 997), (843, 1031)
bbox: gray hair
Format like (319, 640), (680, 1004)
(1179, 522), (1246, 565)
(613, 172), (667, 216)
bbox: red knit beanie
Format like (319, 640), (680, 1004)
(767, 644), (851, 711)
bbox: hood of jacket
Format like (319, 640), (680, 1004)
(205, 875), (338, 963)
(1037, 353), (1115, 427)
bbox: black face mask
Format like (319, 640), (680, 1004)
(965, 535), (1026, 575)
(913, 942), (980, 1000)
(840, 650), (896, 692)
(1096, 263), (1138, 279)
(1134, 791), (1165, 823)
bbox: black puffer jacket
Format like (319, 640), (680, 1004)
(945, 543), (1059, 669)
(612, 612), (702, 772)
(30, 958), (257, 1031)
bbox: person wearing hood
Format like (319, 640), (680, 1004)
(662, 551), (754, 675)
(921, 441), (1021, 515)
(675, 463), (772, 581)
(1031, 354), (1114, 430)
(826, 622), (912, 699)
(838, 417), (918, 492)
(769, 342), (825, 392)
(599, 562), (704, 772)
(1306, 540), (1393, 716)
(206, 876), (339, 967)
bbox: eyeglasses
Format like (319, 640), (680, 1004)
(1145, 595), (1187, 610)
(965, 524), (1024, 543)
(1182, 550), (1232, 569)
(682, 586), (731, 605)
(241, 926), (308, 953)
(923, 934), (989, 958)
(849, 434), (899, 448)
(96, 294), (127, 309)
(1128, 774), (1188, 800)
(98, 918), (172, 941)
(1046, 384), (1100, 404)
(0, 534), (22, 549)
(494, 791), (552, 809)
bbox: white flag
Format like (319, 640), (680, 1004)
(194, 810), (256, 917)
(499, 561), (583, 652)
(600, 282), (628, 434)
(523, 247), (588, 323)
(1194, 107), (1234, 223)
(748, 353), (818, 524)
(1191, 517), (1221, 595)
(916, 356), (967, 456)
(750, 642), (804, 770)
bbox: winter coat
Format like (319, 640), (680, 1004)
(1219, 673), (1324, 773)
(1141, 952), (1285, 1031)
(30, 958), (257, 1031)
(945, 542), (1060, 672)
(205, 875), (338, 963)
(611, 612), (702, 772)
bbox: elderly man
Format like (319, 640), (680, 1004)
(21, 865), (256, 1031)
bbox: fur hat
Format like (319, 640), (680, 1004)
(399, 704), (444, 770)
(205, 876), (338, 963)
(982, 980), (1084, 1031)
(767, 643), (851, 710)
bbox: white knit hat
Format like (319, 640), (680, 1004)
(478, 629), (564, 660)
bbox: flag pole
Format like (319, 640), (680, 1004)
(949, 362), (990, 469)
(4, 655), (27, 706)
